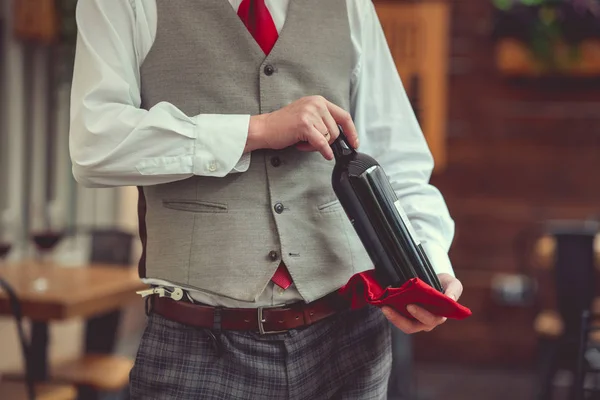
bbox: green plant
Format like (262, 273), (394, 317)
(492, 0), (600, 71)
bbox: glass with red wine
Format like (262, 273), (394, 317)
(30, 204), (65, 262)
(29, 205), (66, 292)
(0, 213), (13, 262)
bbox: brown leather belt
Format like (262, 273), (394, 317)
(152, 292), (349, 334)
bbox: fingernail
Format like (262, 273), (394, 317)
(447, 294), (457, 301)
(355, 139), (360, 148)
(407, 305), (417, 315)
(381, 308), (391, 318)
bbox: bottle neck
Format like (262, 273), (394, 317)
(331, 136), (354, 160)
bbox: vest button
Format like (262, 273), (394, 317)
(264, 64), (275, 76)
(268, 250), (278, 261)
(270, 157), (281, 167)
(274, 202), (284, 214)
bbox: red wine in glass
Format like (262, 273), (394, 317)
(32, 231), (64, 252)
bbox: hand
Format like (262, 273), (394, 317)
(245, 96), (359, 160)
(381, 273), (463, 334)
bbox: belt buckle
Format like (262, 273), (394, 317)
(257, 307), (287, 335)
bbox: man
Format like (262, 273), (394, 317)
(70, 0), (463, 398)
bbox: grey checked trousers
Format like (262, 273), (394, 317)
(130, 305), (392, 399)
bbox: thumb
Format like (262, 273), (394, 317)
(443, 278), (463, 302)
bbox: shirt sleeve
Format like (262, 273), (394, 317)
(69, 0), (250, 188)
(349, 1), (456, 277)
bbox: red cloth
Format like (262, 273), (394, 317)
(338, 270), (472, 320)
(238, 0), (292, 290)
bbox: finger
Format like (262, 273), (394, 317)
(313, 119), (332, 144)
(406, 304), (446, 329)
(295, 113), (329, 152)
(439, 274), (463, 301)
(319, 108), (340, 144)
(295, 142), (315, 152)
(308, 126), (334, 160)
(325, 101), (359, 149)
(381, 306), (427, 334)
(438, 273), (455, 287)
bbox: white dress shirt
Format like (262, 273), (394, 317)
(70, 0), (456, 307)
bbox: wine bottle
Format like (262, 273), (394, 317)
(330, 126), (444, 292)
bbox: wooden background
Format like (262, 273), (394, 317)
(376, 0), (600, 366)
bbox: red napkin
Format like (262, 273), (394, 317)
(338, 270), (472, 320)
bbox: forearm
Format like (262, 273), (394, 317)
(70, 95), (250, 188)
(245, 114), (269, 153)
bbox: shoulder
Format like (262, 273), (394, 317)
(76, 0), (155, 24)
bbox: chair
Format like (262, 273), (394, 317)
(0, 278), (76, 400)
(573, 309), (600, 399)
(534, 221), (598, 400)
(49, 229), (136, 400)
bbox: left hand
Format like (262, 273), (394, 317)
(381, 273), (463, 334)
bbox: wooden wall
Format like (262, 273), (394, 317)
(390, 0), (600, 366)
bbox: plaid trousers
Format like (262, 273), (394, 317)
(129, 305), (392, 399)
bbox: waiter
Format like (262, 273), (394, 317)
(69, 0), (463, 398)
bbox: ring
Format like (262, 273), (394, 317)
(323, 130), (330, 138)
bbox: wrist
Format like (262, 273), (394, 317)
(246, 114), (270, 152)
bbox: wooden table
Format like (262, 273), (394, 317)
(0, 261), (147, 320)
(0, 261), (148, 380)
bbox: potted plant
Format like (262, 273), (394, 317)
(492, 0), (600, 76)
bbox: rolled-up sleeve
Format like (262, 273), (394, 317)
(69, 0), (250, 188)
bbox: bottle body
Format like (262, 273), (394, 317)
(332, 158), (407, 288)
(330, 131), (443, 292)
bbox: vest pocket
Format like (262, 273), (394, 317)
(162, 200), (228, 213)
(317, 199), (342, 214)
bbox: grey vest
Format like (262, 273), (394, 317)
(138, 0), (372, 303)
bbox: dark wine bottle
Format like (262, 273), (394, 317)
(330, 126), (444, 292)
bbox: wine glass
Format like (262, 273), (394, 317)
(0, 212), (13, 263)
(30, 203), (66, 263)
(29, 204), (66, 292)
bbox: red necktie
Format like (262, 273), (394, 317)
(238, 0), (292, 290)
(238, 0), (278, 55)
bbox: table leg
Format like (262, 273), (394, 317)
(29, 321), (49, 381)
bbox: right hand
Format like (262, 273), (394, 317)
(246, 96), (359, 160)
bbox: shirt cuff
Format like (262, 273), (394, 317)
(232, 153), (251, 173)
(421, 241), (455, 278)
(192, 114), (250, 177)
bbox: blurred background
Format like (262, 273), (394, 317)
(1, 0), (600, 399)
